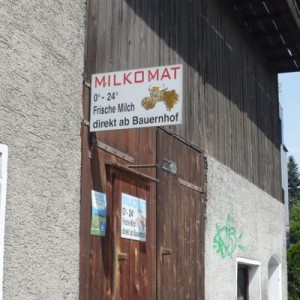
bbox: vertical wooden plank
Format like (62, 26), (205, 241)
(90, 149), (104, 300)
(95, 0), (107, 73)
(165, 136), (174, 300)
(237, 34), (244, 176)
(189, 188), (196, 300)
(80, 84), (93, 300)
(84, 0), (99, 81)
(111, 0), (121, 70)
(195, 192), (204, 299)
(242, 44), (251, 181)
(103, 160), (114, 299)
(119, 0), (129, 71)
(127, 0), (136, 69)
(177, 179), (185, 300)
(182, 144), (189, 299)
(199, 0), (208, 152)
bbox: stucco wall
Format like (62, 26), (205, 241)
(205, 156), (287, 300)
(0, 1), (85, 299)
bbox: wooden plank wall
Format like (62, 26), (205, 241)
(83, 0), (282, 204)
(156, 129), (205, 300)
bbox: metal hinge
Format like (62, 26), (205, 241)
(84, 81), (91, 88)
(83, 120), (90, 127)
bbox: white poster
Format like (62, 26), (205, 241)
(90, 64), (183, 131)
(121, 193), (146, 242)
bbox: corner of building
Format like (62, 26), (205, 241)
(205, 156), (287, 299)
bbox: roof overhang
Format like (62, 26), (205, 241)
(229, 0), (300, 73)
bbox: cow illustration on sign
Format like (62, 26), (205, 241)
(141, 86), (179, 111)
(137, 208), (146, 234)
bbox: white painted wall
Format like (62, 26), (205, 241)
(281, 145), (289, 239)
(279, 104), (289, 240)
(0, 1), (85, 299)
(205, 156), (287, 300)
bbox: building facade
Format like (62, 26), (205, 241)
(1, 0), (300, 299)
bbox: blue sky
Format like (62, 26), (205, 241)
(278, 72), (300, 167)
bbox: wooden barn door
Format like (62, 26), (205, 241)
(80, 128), (204, 300)
(156, 129), (205, 300)
(80, 126), (157, 300)
(106, 166), (156, 300)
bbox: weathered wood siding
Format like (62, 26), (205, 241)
(157, 129), (205, 300)
(83, 0), (281, 200)
(80, 122), (157, 299)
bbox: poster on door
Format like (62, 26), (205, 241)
(90, 190), (107, 237)
(121, 193), (146, 242)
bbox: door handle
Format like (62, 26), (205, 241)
(161, 247), (172, 256)
(118, 252), (128, 261)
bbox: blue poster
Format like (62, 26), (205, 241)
(91, 190), (107, 236)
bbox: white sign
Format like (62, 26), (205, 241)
(90, 64), (183, 131)
(121, 193), (146, 242)
(91, 190), (107, 217)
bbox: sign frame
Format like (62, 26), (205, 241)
(121, 193), (147, 242)
(90, 64), (183, 132)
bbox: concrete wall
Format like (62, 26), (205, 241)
(205, 156), (287, 300)
(0, 1), (85, 299)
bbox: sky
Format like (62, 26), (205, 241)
(278, 72), (300, 167)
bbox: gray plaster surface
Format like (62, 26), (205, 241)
(0, 1), (85, 299)
(205, 156), (287, 300)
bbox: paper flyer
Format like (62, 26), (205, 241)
(90, 190), (107, 236)
(121, 193), (146, 242)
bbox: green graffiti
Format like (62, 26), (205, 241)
(213, 213), (246, 259)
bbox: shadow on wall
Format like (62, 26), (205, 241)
(124, 0), (279, 147)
